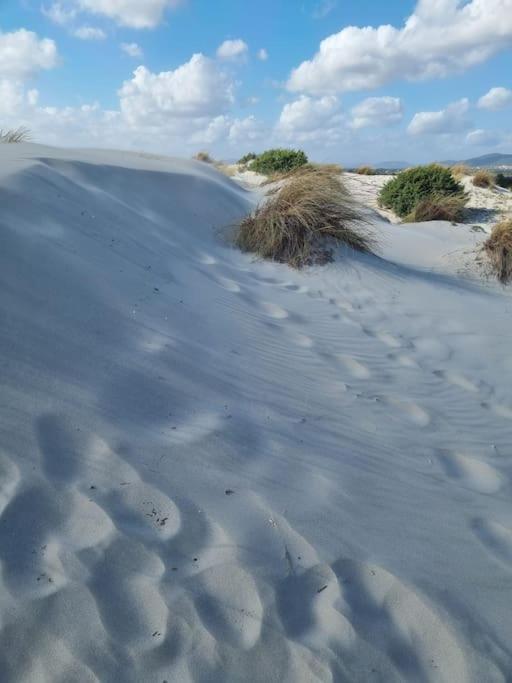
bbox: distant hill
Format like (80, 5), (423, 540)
(374, 160), (411, 170)
(442, 153), (512, 168)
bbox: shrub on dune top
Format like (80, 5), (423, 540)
(238, 152), (257, 164)
(251, 148), (308, 175)
(379, 164), (465, 219)
(194, 151), (214, 163)
(472, 169), (495, 188)
(450, 164), (471, 179)
(0, 127), (31, 143)
(485, 219), (512, 283)
(234, 165), (375, 268)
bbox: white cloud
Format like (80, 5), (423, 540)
(121, 42), (143, 57)
(466, 129), (501, 146)
(478, 86), (512, 111)
(288, 0), (512, 94)
(216, 39), (248, 61)
(277, 95), (344, 142)
(351, 97), (403, 129)
(73, 25), (107, 39)
(312, 0), (337, 19)
(118, 54), (234, 126)
(257, 48), (268, 61)
(228, 115), (266, 144)
(45, 0), (183, 29)
(42, 2), (78, 25)
(408, 98), (471, 135)
(0, 29), (58, 80)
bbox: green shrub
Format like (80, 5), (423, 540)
(238, 152), (257, 164)
(251, 148), (308, 175)
(379, 164), (464, 218)
(496, 173), (512, 189)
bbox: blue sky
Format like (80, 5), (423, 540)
(1, 0), (511, 163)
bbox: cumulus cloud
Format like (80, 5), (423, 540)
(0, 28), (58, 80)
(43, 0), (182, 29)
(277, 95), (344, 142)
(288, 0), (512, 94)
(466, 129), (501, 146)
(42, 2), (78, 25)
(312, 0), (337, 19)
(351, 97), (403, 129)
(118, 55), (234, 126)
(72, 25), (106, 39)
(257, 48), (268, 61)
(216, 39), (248, 61)
(478, 86), (512, 111)
(407, 98), (471, 135)
(121, 42), (143, 57)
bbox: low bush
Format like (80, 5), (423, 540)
(194, 151), (214, 163)
(238, 152), (257, 164)
(406, 194), (466, 223)
(472, 169), (495, 188)
(379, 164), (465, 218)
(356, 165), (375, 175)
(234, 165), (375, 268)
(485, 219), (512, 283)
(496, 173), (512, 189)
(251, 148), (308, 175)
(0, 127), (31, 143)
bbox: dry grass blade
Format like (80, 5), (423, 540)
(234, 166), (376, 268)
(0, 127), (31, 143)
(472, 169), (495, 188)
(485, 219), (512, 283)
(406, 194), (467, 223)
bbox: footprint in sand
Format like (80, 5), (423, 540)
(437, 450), (503, 494)
(433, 370), (480, 393)
(376, 331), (402, 349)
(260, 302), (289, 319)
(337, 355), (371, 379)
(288, 332), (314, 348)
(471, 518), (512, 568)
(386, 397), (431, 427)
(214, 276), (241, 293)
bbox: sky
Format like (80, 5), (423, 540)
(1, 0), (512, 164)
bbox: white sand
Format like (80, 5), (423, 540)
(1, 143), (512, 682)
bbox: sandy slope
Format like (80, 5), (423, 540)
(1, 144), (512, 682)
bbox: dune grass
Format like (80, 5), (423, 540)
(406, 194), (467, 223)
(451, 164), (471, 179)
(234, 165), (375, 268)
(472, 169), (495, 188)
(0, 127), (31, 143)
(356, 165), (375, 175)
(485, 219), (512, 283)
(194, 151), (214, 163)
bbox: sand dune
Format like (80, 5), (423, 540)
(1, 144), (511, 681)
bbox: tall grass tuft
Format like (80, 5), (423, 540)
(451, 164), (470, 179)
(234, 166), (375, 268)
(0, 127), (31, 143)
(356, 165), (375, 175)
(472, 169), (495, 188)
(194, 151), (214, 163)
(485, 219), (512, 283)
(406, 194), (467, 223)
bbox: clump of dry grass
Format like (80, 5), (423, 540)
(263, 162), (343, 184)
(194, 151), (214, 163)
(406, 194), (467, 223)
(356, 165), (375, 175)
(451, 164), (470, 179)
(234, 166), (375, 268)
(485, 219), (512, 283)
(472, 169), (495, 188)
(0, 127), (31, 143)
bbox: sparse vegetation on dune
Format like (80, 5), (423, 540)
(472, 169), (495, 188)
(450, 164), (471, 179)
(251, 148), (308, 175)
(194, 151), (214, 163)
(0, 127), (31, 143)
(485, 218), (512, 283)
(238, 152), (257, 164)
(406, 194), (466, 223)
(379, 164), (466, 219)
(234, 165), (375, 268)
(355, 165), (375, 175)
(262, 162), (343, 184)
